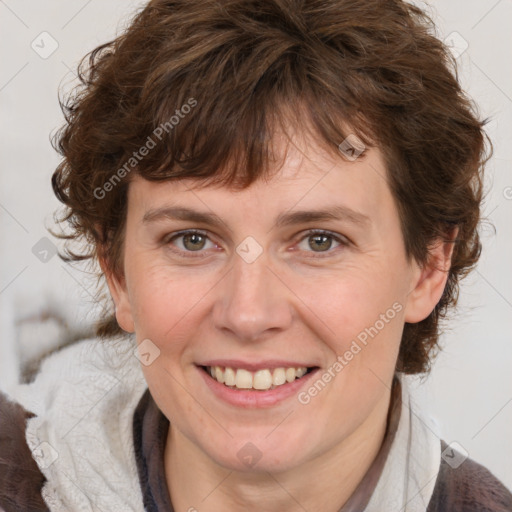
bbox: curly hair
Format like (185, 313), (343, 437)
(51, 0), (491, 374)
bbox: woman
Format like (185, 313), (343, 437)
(1, 0), (511, 510)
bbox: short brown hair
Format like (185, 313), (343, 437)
(51, 0), (491, 374)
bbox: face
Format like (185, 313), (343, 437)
(106, 132), (448, 474)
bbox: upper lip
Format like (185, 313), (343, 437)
(197, 359), (318, 371)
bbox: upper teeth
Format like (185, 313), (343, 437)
(207, 366), (308, 390)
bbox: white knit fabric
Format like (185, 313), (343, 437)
(7, 337), (441, 512)
(365, 375), (441, 511)
(7, 335), (148, 512)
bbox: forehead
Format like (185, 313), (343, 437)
(126, 135), (395, 231)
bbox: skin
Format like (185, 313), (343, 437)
(104, 130), (455, 512)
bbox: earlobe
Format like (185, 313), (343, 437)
(404, 228), (458, 323)
(99, 257), (135, 333)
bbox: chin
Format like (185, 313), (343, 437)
(198, 431), (314, 474)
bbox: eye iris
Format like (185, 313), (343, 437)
(183, 233), (206, 251)
(309, 234), (332, 252)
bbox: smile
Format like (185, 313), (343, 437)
(202, 365), (314, 391)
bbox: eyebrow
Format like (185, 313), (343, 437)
(142, 205), (371, 230)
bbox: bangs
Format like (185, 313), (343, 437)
(140, 93), (372, 190)
(109, 14), (375, 190)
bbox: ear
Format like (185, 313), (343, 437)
(404, 227), (458, 323)
(99, 255), (135, 333)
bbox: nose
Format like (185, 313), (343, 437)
(212, 249), (293, 343)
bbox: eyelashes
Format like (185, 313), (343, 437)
(295, 229), (349, 256)
(163, 229), (350, 259)
(164, 229), (216, 256)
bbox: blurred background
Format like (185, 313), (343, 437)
(0, 0), (511, 489)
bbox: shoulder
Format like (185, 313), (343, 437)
(0, 391), (49, 512)
(427, 440), (512, 512)
(0, 337), (133, 512)
(1, 336), (148, 511)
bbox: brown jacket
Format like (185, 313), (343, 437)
(1, 390), (511, 512)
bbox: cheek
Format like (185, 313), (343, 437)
(127, 261), (216, 350)
(290, 264), (406, 381)
(129, 267), (174, 336)
(296, 265), (402, 334)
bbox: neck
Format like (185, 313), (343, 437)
(164, 389), (392, 512)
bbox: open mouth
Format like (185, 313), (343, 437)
(200, 365), (318, 391)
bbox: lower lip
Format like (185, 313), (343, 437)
(196, 365), (320, 408)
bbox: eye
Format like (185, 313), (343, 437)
(165, 229), (217, 256)
(296, 230), (349, 256)
(163, 228), (349, 258)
